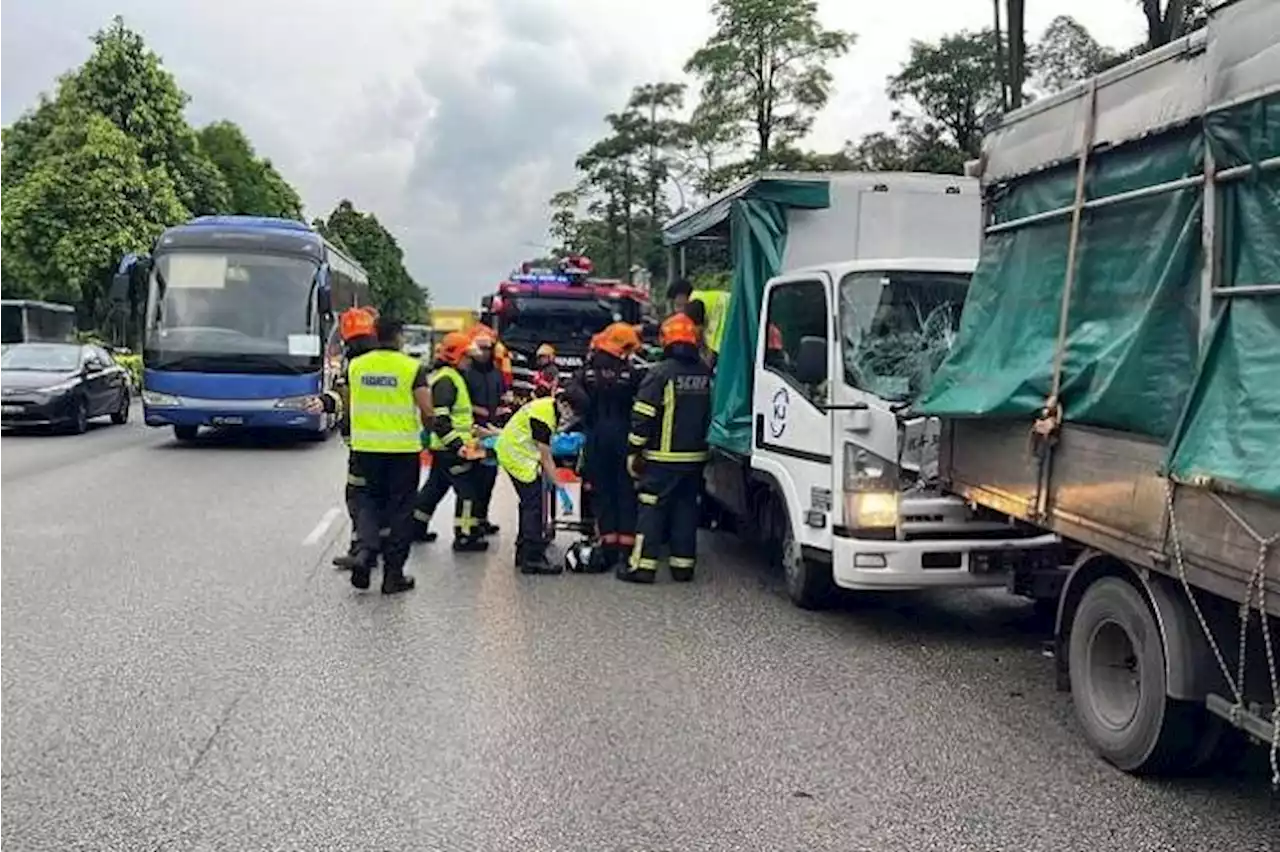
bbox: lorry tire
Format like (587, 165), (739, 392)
(1068, 577), (1202, 774)
(778, 499), (834, 610)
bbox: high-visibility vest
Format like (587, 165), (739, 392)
(348, 349), (423, 453)
(691, 289), (729, 354)
(495, 396), (557, 483)
(429, 365), (474, 451)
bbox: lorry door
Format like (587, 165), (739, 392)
(750, 271), (835, 551)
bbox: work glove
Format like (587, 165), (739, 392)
(626, 453), (643, 480)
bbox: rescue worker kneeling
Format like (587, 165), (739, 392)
(619, 312), (713, 584)
(414, 331), (489, 552)
(495, 373), (568, 574)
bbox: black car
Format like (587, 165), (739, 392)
(1, 342), (131, 433)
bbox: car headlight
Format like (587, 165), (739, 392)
(38, 378), (81, 393)
(143, 390), (181, 406)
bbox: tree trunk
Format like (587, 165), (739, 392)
(1006, 0), (1026, 109)
(623, 168), (634, 283)
(992, 0), (1008, 112)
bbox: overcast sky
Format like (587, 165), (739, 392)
(2, 1), (1147, 305)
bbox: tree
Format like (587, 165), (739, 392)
(888, 29), (1003, 159)
(1, 110), (186, 322)
(197, 121), (303, 219)
(684, 0), (853, 168)
(1139, 0), (1206, 50)
(316, 200), (427, 319)
(64, 17), (230, 214)
(1031, 16), (1118, 94)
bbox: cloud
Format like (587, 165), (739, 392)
(1, 0), (1148, 305)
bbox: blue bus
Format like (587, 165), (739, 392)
(112, 216), (370, 441)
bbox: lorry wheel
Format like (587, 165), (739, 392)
(779, 501), (834, 611)
(1068, 577), (1201, 774)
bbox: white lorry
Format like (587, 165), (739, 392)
(662, 171), (1060, 608)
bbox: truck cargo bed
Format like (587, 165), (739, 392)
(941, 419), (1280, 617)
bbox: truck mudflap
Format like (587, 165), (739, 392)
(830, 531), (1060, 592)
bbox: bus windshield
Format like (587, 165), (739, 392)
(145, 251), (321, 369)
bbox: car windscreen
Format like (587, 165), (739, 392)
(1, 343), (80, 371)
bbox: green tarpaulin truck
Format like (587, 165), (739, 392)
(920, 0), (1278, 776)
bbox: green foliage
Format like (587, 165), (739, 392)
(197, 121), (303, 219)
(316, 200), (427, 320)
(888, 30), (1003, 159)
(1032, 16), (1119, 94)
(115, 352), (143, 389)
(684, 0), (853, 167)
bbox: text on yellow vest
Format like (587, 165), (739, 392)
(348, 349), (423, 453)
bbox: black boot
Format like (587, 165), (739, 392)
(412, 520), (438, 543)
(480, 520), (501, 536)
(670, 565), (694, 583)
(615, 563), (656, 584)
(521, 546), (562, 575)
(381, 568), (416, 595)
(452, 536), (489, 553)
(350, 551), (376, 590)
(333, 542), (361, 570)
(584, 543), (612, 574)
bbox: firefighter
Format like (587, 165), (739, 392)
(619, 312), (713, 584)
(332, 307), (381, 570)
(311, 316), (433, 594)
(564, 322), (642, 572)
(413, 331), (489, 552)
(683, 298), (717, 371)
(494, 372), (569, 574)
(464, 328), (505, 536)
(535, 343), (560, 385)
(668, 277), (693, 315)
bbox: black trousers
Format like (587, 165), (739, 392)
(350, 451), (420, 574)
(415, 451), (484, 541)
(474, 463), (499, 524)
(589, 437), (637, 546)
(631, 464), (703, 574)
(510, 473), (548, 562)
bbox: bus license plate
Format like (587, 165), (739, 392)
(211, 416), (244, 426)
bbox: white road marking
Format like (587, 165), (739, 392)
(303, 507), (343, 546)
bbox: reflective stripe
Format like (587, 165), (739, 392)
(413, 509), (431, 522)
(644, 449), (708, 463)
(350, 430), (423, 449)
(432, 407), (451, 416)
(629, 534), (646, 569)
(638, 492), (658, 505)
(632, 558), (658, 571)
(632, 400), (657, 417)
(627, 433), (647, 447)
(456, 499), (475, 533)
(346, 474), (367, 487)
(669, 556), (696, 568)
(616, 534), (636, 546)
(660, 380), (675, 453)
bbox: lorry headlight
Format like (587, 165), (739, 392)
(143, 390), (181, 406)
(843, 443), (900, 530)
(275, 395), (315, 410)
(848, 490), (901, 529)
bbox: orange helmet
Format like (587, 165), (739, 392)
(438, 331), (472, 366)
(470, 323), (496, 343)
(597, 322), (642, 358)
(660, 313), (699, 348)
(339, 308), (375, 342)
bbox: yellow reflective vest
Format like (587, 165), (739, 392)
(428, 365), (474, 451)
(348, 349), (424, 453)
(495, 396), (557, 483)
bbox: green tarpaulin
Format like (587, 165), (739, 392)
(918, 125), (1205, 442)
(665, 177), (829, 456)
(1166, 95), (1280, 499)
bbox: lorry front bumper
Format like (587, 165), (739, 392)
(831, 532), (1060, 591)
(143, 403), (323, 432)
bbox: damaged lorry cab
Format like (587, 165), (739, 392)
(664, 172), (1059, 609)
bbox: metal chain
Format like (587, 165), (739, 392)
(1165, 479), (1280, 787)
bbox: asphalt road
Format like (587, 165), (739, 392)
(3, 413), (1277, 851)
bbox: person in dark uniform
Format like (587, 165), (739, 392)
(313, 316), (433, 594)
(668, 277), (693, 315)
(414, 331), (489, 552)
(332, 308), (381, 570)
(619, 312), (713, 584)
(564, 322), (643, 572)
(683, 298), (717, 371)
(464, 329), (506, 537)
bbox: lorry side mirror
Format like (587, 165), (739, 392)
(317, 288), (332, 319)
(794, 336), (828, 386)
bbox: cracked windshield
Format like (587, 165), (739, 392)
(3, 0), (1277, 849)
